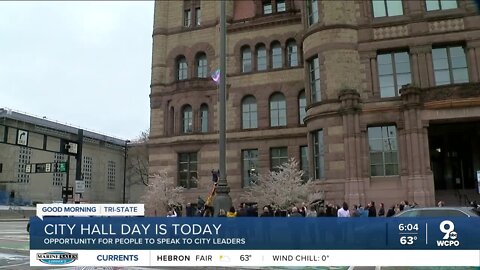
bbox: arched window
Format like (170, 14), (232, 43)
(177, 56), (188, 80)
(199, 104), (208, 133)
(256, 44), (267, 71)
(241, 46), (252, 73)
(287, 40), (298, 67)
(182, 105), (193, 133)
(270, 92), (286, 127)
(271, 42), (282, 69)
(298, 90), (306, 125)
(196, 53), (208, 78)
(242, 96), (258, 129)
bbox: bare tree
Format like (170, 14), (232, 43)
(141, 170), (185, 216)
(241, 158), (316, 210)
(127, 129), (149, 187)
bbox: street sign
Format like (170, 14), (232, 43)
(75, 180), (85, 193)
(60, 140), (78, 155)
(58, 162), (67, 172)
(25, 162), (68, 173)
(17, 130), (28, 146)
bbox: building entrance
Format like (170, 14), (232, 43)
(428, 122), (480, 205)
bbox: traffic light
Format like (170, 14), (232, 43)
(61, 186), (73, 198)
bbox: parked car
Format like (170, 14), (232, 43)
(394, 207), (480, 217)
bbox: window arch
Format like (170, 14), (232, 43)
(298, 90), (306, 125)
(196, 53), (208, 78)
(286, 40), (298, 67)
(199, 104), (208, 133)
(242, 95), (258, 129)
(241, 46), (252, 73)
(271, 42), (282, 69)
(181, 105), (193, 133)
(177, 56), (188, 80)
(256, 44), (267, 71)
(269, 92), (286, 127)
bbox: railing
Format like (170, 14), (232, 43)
(455, 189), (475, 206)
(8, 204), (26, 218)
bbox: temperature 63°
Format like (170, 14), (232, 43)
(400, 236), (418, 245)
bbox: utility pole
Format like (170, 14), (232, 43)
(74, 129), (83, 203)
(63, 156), (70, 204)
(213, 0), (232, 215)
(123, 140), (130, 203)
(62, 129), (82, 203)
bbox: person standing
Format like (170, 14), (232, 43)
(299, 202), (308, 217)
(306, 206), (317, 217)
(368, 201), (377, 217)
(218, 209), (227, 217)
(237, 203), (247, 217)
(227, 206), (237, 217)
(166, 209), (177, 217)
(260, 206), (271, 217)
(386, 205), (396, 217)
(337, 202), (350, 217)
(289, 207), (303, 217)
(378, 203), (385, 217)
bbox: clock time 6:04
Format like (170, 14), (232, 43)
(398, 223), (419, 231)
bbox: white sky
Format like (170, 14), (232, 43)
(0, 1), (154, 140)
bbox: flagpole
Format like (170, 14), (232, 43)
(213, 0), (232, 215)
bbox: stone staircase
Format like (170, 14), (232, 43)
(435, 189), (480, 206)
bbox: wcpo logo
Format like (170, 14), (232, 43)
(36, 251), (78, 265)
(436, 220), (459, 247)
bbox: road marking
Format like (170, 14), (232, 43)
(0, 237), (28, 242)
(0, 262), (29, 269)
(0, 245), (29, 251)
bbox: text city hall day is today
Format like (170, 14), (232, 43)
(30, 203), (480, 267)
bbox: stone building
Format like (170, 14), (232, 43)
(149, 0), (480, 207)
(0, 108), (130, 204)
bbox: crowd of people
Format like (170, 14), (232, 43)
(166, 200), (430, 218)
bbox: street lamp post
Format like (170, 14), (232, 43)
(123, 140), (130, 203)
(213, 0), (232, 215)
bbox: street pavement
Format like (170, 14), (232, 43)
(0, 220), (30, 269)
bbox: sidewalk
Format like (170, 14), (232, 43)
(0, 205), (36, 220)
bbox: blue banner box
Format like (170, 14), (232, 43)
(30, 217), (480, 250)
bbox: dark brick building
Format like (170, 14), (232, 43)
(149, 0), (480, 207)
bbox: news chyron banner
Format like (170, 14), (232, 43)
(30, 204), (480, 267)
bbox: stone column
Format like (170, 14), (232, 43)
(399, 85), (435, 206)
(466, 40), (480, 82)
(339, 89), (364, 204)
(410, 45), (432, 88)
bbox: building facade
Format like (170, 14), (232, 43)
(149, 0), (480, 208)
(0, 108), (131, 204)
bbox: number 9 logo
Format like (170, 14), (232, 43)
(439, 220), (455, 240)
